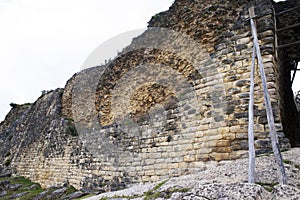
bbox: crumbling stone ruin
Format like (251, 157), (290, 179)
(0, 0), (299, 192)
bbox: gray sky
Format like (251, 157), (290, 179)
(0, 0), (173, 121)
(0, 0), (298, 122)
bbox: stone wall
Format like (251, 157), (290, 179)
(0, 0), (296, 191)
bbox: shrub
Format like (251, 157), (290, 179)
(65, 118), (78, 136)
(4, 159), (11, 166)
(9, 103), (19, 109)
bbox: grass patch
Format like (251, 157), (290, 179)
(153, 179), (168, 190)
(104, 180), (170, 200)
(11, 176), (37, 187)
(65, 185), (77, 195)
(143, 179), (168, 200)
(283, 159), (300, 171)
(0, 176), (45, 200)
(152, 13), (161, 20)
(283, 159), (293, 165)
(65, 118), (78, 136)
(144, 191), (161, 200)
(280, 148), (289, 152)
(0, 176), (83, 200)
(4, 159), (11, 167)
(165, 187), (190, 198)
(20, 188), (44, 200)
(256, 182), (278, 192)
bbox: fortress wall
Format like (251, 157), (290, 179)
(0, 0), (291, 191)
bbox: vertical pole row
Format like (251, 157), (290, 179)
(248, 47), (256, 183)
(249, 6), (287, 185)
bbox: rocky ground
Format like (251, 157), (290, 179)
(0, 168), (93, 200)
(85, 148), (300, 200)
(0, 148), (299, 199)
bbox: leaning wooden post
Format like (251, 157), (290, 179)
(249, 6), (287, 185)
(248, 45), (256, 183)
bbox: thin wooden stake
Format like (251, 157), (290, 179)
(249, 6), (287, 185)
(276, 22), (300, 32)
(277, 40), (300, 49)
(275, 5), (300, 16)
(248, 46), (256, 183)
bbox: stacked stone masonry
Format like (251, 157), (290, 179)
(0, 0), (299, 191)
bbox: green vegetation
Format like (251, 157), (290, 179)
(11, 176), (40, 188)
(144, 179), (168, 200)
(9, 103), (19, 109)
(4, 159), (11, 167)
(0, 176), (81, 200)
(99, 180), (170, 200)
(59, 89), (64, 97)
(283, 159), (293, 165)
(9, 102), (31, 109)
(280, 148), (289, 152)
(74, 180), (190, 200)
(65, 118), (78, 136)
(282, 159), (300, 171)
(41, 90), (48, 95)
(152, 13), (161, 20)
(255, 182), (278, 192)
(0, 176), (44, 200)
(66, 185), (77, 195)
(164, 187), (190, 199)
(153, 179), (168, 190)
(144, 191), (161, 200)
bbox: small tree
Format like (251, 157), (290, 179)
(9, 103), (19, 109)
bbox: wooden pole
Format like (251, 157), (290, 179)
(249, 6), (287, 185)
(248, 46), (256, 183)
(277, 40), (300, 49)
(276, 22), (300, 32)
(275, 5), (300, 16)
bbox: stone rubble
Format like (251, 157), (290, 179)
(87, 148), (300, 200)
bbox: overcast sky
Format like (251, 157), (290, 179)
(0, 0), (298, 122)
(0, 0), (174, 121)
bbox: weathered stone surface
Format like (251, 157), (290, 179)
(88, 148), (300, 200)
(189, 183), (268, 200)
(8, 184), (22, 191)
(0, 174), (86, 200)
(271, 185), (300, 200)
(66, 190), (88, 199)
(0, 180), (10, 187)
(10, 191), (29, 199)
(0, 190), (7, 198)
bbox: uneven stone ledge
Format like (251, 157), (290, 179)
(87, 148), (300, 200)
